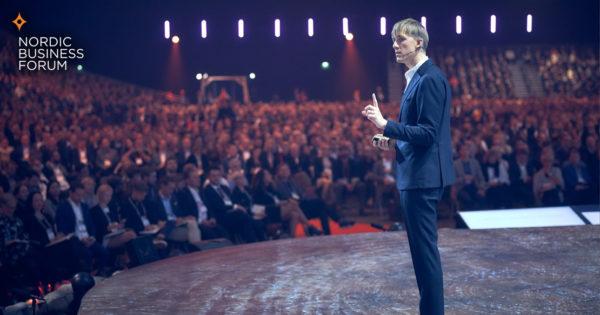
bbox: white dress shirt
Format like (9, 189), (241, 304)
(69, 198), (89, 239)
(188, 186), (208, 223)
(405, 56), (429, 91)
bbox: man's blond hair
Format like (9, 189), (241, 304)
(392, 18), (429, 52)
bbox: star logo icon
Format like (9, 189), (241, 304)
(12, 13), (27, 31)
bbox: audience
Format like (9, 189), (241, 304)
(0, 34), (599, 306)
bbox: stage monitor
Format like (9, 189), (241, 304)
(458, 207), (586, 229)
(582, 212), (600, 225)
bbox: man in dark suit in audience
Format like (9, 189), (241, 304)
(562, 149), (593, 205)
(508, 148), (536, 207)
(177, 164), (227, 240)
(56, 183), (109, 273)
(120, 181), (160, 234)
(147, 177), (203, 248)
(203, 167), (262, 243)
(119, 180), (170, 250)
(331, 144), (368, 216)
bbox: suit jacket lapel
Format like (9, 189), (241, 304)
(399, 72), (421, 121)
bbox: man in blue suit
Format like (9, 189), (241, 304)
(363, 18), (455, 315)
(56, 183), (109, 274)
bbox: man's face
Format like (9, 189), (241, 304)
(183, 137), (192, 150)
(290, 144), (300, 156)
(166, 159), (178, 172)
(393, 33), (420, 64)
(71, 188), (84, 203)
(160, 183), (173, 197)
(209, 170), (221, 184)
(234, 176), (245, 187)
(147, 172), (157, 185)
(278, 165), (291, 179)
(569, 152), (580, 164)
(186, 169), (200, 187)
(17, 185), (29, 200)
(52, 151), (61, 162)
(516, 153), (528, 164)
(459, 146), (470, 159)
(132, 190), (146, 201)
(586, 136), (597, 150)
(32, 193), (44, 212)
(49, 183), (60, 197)
(99, 189), (113, 205)
(83, 179), (95, 193)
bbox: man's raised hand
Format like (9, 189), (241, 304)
(362, 93), (387, 129)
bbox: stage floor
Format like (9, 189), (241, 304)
(80, 225), (600, 314)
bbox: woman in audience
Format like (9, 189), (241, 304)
(44, 180), (62, 220)
(23, 191), (92, 282)
(0, 193), (44, 293)
(533, 149), (565, 206)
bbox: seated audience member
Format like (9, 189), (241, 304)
(273, 164), (332, 235)
(44, 180), (63, 220)
(251, 169), (322, 237)
(533, 151), (565, 206)
(331, 145), (368, 215)
(371, 150), (400, 218)
(81, 176), (98, 208)
(56, 183), (110, 274)
(314, 167), (335, 200)
(230, 172), (272, 236)
(291, 168), (352, 226)
(119, 180), (168, 249)
(203, 167), (263, 243)
(453, 143), (487, 210)
(147, 177), (204, 249)
(22, 192), (58, 247)
(177, 164), (227, 240)
(508, 148), (536, 207)
(90, 184), (136, 249)
(580, 135), (598, 173)
(562, 149), (593, 205)
(0, 193), (44, 291)
(23, 191), (91, 281)
(13, 183), (31, 222)
(482, 147), (511, 208)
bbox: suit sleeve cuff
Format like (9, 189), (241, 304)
(383, 120), (400, 139)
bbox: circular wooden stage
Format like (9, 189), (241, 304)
(81, 225), (599, 314)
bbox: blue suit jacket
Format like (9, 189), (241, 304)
(562, 163), (592, 191)
(383, 59), (456, 190)
(56, 200), (96, 237)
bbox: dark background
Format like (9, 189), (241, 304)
(1, 0), (598, 101)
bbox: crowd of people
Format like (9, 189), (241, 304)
(431, 46), (515, 99)
(1, 32), (599, 306)
(430, 44), (599, 98)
